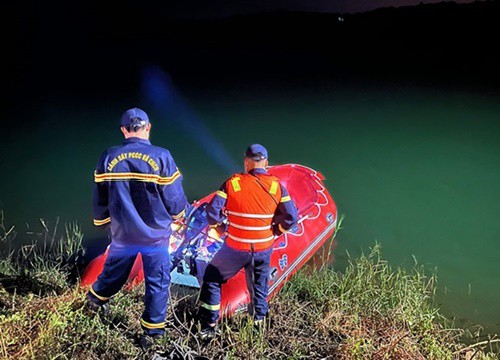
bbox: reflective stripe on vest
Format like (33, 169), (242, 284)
(226, 210), (274, 219)
(229, 222), (272, 231)
(231, 177), (241, 192)
(227, 233), (275, 243)
(269, 181), (278, 195)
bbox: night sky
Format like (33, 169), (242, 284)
(132, 0), (478, 18)
(7, 0), (498, 117)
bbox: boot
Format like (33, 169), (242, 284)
(84, 293), (110, 319)
(139, 333), (163, 351)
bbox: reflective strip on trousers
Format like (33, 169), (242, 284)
(201, 302), (221, 311)
(140, 318), (166, 329)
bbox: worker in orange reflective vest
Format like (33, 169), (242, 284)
(197, 144), (298, 338)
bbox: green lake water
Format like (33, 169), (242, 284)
(1, 79), (499, 332)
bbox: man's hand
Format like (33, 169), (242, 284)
(209, 221), (228, 239)
(272, 223), (289, 236)
(171, 219), (186, 232)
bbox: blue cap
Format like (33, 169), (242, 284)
(245, 144), (268, 161)
(120, 107), (149, 127)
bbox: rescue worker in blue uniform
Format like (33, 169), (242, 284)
(197, 144), (298, 338)
(86, 107), (189, 348)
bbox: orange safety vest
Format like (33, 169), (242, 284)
(225, 173), (282, 251)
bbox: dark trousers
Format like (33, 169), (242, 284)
(198, 244), (273, 325)
(87, 244), (170, 335)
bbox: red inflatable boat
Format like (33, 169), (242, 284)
(81, 164), (338, 317)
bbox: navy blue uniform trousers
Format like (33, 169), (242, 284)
(198, 244), (273, 325)
(88, 245), (170, 335)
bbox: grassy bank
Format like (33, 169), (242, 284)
(0, 213), (498, 359)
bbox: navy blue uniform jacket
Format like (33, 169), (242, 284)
(93, 137), (188, 247)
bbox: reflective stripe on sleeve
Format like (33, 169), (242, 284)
(215, 190), (227, 199)
(93, 217), (111, 226)
(280, 195), (291, 203)
(227, 233), (275, 243)
(226, 210), (274, 219)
